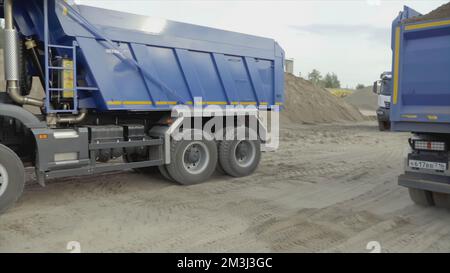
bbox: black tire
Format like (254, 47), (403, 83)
(409, 188), (434, 207)
(219, 138), (261, 178)
(158, 165), (174, 182)
(166, 139), (218, 185)
(215, 141), (226, 175)
(216, 161), (226, 175)
(0, 144), (26, 214)
(432, 193), (450, 209)
(378, 120), (390, 131)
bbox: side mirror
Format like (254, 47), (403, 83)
(372, 81), (379, 94)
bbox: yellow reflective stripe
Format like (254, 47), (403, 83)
(107, 101), (122, 106)
(156, 101), (178, 105)
(393, 27), (401, 105)
(207, 101), (228, 105)
(123, 101), (152, 105)
(405, 19), (450, 31)
(107, 101), (153, 105)
(401, 114), (417, 119)
(231, 102), (257, 105)
(189, 101), (267, 106)
(108, 101), (272, 106)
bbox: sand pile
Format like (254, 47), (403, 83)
(403, 2), (450, 23)
(282, 73), (365, 124)
(344, 86), (378, 111)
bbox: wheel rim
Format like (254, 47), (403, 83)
(0, 164), (9, 197)
(234, 141), (256, 168)
(182, 142), (210, 175)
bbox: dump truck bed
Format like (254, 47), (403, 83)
(23, 2), (284, 111)
(391, 15), (450, 133)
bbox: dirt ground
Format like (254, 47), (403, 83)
(1, 121), (450, 253)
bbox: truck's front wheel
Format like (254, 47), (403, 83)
(0, 144), (26, 214)
(409, 188), (434, 207)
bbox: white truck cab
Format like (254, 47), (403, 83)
(373, 72), (392, 131)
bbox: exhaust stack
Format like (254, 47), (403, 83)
(4, 0), (44, 107)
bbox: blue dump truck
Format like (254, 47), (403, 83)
(0, 0), (285, 213)
(391, 6), (450, 208)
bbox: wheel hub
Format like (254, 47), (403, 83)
(234, 141), (256, 168)
(236, 143), (250, 159)
(186, 146), (201, 163)
(0, 164), (9, 197)
(182, 142), (210, 175)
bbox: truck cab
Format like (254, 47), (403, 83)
(373, 72), (392, 131)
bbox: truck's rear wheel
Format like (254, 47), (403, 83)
(409, 188), (434, 207)
(166, 139), (217, 185)
(0, 144), (26, 214)
(215, 155), (226, 175)
(158, 165), (174, 182)
(218, 138), (261, 178)
(432, 193), (450, 209)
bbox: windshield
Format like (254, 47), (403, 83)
(380, 79), (392, 96)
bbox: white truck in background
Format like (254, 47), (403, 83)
(373, 72), (392, 131)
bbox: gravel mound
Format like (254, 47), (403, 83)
(403, 2), (450, 23)
(343, 86), (378, 112)
(282, 73), (365, 124)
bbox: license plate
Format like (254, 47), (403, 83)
(409, 160), (447, 171)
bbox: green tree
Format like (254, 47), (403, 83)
(323, 73), (341, 89)
(308, 69), (322, 86)
(356, 84), (365, 90)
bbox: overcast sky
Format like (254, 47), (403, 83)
(76, 0), (447, 88)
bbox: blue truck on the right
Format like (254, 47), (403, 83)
(391, 6), (450, 208)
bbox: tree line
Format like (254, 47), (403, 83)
(307, 69), (367, 90)
(307, 69), (341, 89)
